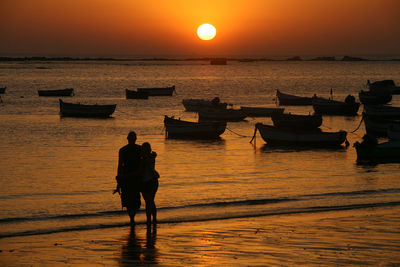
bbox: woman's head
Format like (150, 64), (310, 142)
(141, 142), (152, 155)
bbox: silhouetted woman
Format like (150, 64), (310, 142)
(139, 142), (159, 225)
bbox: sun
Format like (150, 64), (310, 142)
(197, 24), (216, 41)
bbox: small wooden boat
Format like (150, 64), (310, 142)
(254, 123), (347, 147)
(271, 113), (322, 130)
(358, 90), (392, 105)
(363, 104), (400, 120)
(59, 99), (116, 117)
(239, 106), (284, 117)
(182, 97), (229, 112)
(387, 124), (400, 140)
(276, 89), (314, 106)
(198, 107), (247, 121)
(0, 87), (6, 94)
(362, 113), (399, 137)
(38, 88), (74, 97)
(312, 95), (360, 116)
(137, 85), (175, 96)
(368, 79), (400, 95)
(125, 89), (149, 99)
(354, 135), (400, 162)
(164, 115), (226, 139)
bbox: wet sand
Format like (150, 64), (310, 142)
(1, 206), (400, 266)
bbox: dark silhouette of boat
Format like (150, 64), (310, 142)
(312, 95), (360, 116)
(362, 113), (399, 137)
(354, 134), (400, 162)
(164, 115), (226, 139)
(198, 107), (247, 121)
(38, 88), (74, 97)
(59, 99), (116, 117)
(0, 87), (6, 94)
(358, 90), (392, 105)
(125, 89), (149, 99)
(240, 106), (284, 117)
(276, 89), (315, 106)
(137, 85), (175, 96)
(363, 104), (400, 120)
(368, 79), (400, 95)
(271, 113), (322, 130)
(255, 123), (347, 147)
(182, 97), (230, 112)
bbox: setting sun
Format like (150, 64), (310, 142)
(197, 24), (216, 41)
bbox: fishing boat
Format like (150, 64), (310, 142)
(276, 89), (314, 105)
(271, 113), (322, 130)
(362, 113), (399, 137)
(354, 135), (400, 162)
(239, 106), (284, 117)
(198, 107), (247, 121)
(125, 89), (149, 99)
(367, 79), (400, 95)
(59, 99), (116, 117)
(254, 123), (347, 147)
(164, 115), (226, 139)
(312, 95), (360, 116)
(182, 97), (229, 112)
(363, 104), (400, 120)
(0, 86), (6, 94)
(38, 88), (74, 97)
(387, 124), (400, 140)
(358, 90), (392, 105)
(137, 85), (175, 96)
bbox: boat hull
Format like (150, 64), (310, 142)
(354, 141), (400, 161)
(312, 99), (360, 115)
(271, 113), (322, 130)
(198, 108), (247, 121)
(59, 99), (116, 117)
(38, 88), (74, 97)
(240, 107), (284, 117)
(276, 90), (313, 106)
(137, 86), (175, 96)
(125, 89), (149, 99)
(358, 91), (392, 104)
(164, 116), (226, 139)
(256, 123), (347, 147)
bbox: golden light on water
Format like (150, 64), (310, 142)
(197, 24), (216, 40)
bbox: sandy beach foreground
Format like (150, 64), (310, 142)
(1, 206), (399, 266)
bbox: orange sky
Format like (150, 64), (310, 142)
(0, 0), (399, 57)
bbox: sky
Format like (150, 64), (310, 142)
(1, 0), (400, 58)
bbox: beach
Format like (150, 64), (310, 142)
(1, 206), (400, 266)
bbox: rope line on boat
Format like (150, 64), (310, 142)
(349, 116), (364, 133)
(249, 126), (257, 145)
(226, 127), (252, 138)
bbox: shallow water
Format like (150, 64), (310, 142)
(0, 60), (400, 240)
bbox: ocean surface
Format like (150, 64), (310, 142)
(0, 60), (400, 240)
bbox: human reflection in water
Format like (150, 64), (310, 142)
(120, 224), (158, 266)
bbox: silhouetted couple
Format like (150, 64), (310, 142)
(115, 131), (159, 226)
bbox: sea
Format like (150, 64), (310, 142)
(0, 59), (399, 240)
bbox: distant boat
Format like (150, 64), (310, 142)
(387, 124), (400, 140)
(198, 107), (247, 121)
(125, 89), (149, 99)
(0, 86), (6, 94)
(59, 99), (116, 117)
(137, 85), (175, 96)
(312, 95), (360, 116)
(358, 90), (392, 105)
(354, 137), (400, 162)
(210, 58), (227, 65)
(164, 115), (226, 139)
(276, 89), (315, 106)
(271, 113), (322, 130)
(368, 79), (400, 95)
(363, 104), (400, 120)
(182, 97), (230, 112)
(255, 123), (347, 147)
(38, 88), (74, 97)
(240, 106), (284, 117)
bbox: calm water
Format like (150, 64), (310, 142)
(0, 60), (400, 239)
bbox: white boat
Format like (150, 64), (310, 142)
(164, 115), (226, 139)
(59, 99), (116, 117)
(182, 97), (229, 112)
(363, 104), (400, 119)
(198, 107), (247, 121)
(387, 124), (400, 140)
(254, 123), (347, 147)
(137, 85), (175, 96)
(239, 106), (284, 117)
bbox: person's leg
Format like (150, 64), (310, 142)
(142, 192), (156, 224)
(127, 207), (136, 226)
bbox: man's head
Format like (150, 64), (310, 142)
(127, 131), (137, 144)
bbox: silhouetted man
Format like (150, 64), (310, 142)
(116, 131), (142, 225)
